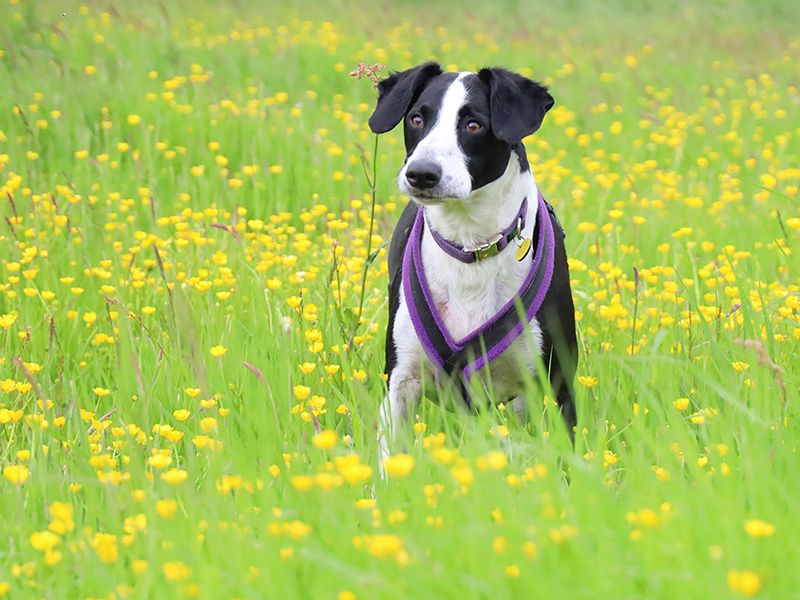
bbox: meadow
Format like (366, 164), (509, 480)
(1, 0), (799, 597)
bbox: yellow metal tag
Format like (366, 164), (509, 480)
(516, 237), (532, 261)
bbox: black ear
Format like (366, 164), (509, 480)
(478, 68), (554, 143)
(368, 62), (443, 134)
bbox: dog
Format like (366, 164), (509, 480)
(369, 62), (577, 453)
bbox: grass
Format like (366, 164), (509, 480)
(1, 0), (799, 598)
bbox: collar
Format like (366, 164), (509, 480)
(424, 196), (528, 263)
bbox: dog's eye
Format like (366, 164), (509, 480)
(409, 114), (424, 128)
(465, 120), (482, 133)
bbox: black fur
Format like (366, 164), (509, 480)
(384, 201), (418, 378)
(477, 68), (554, 143)
(536, 223), (578, 433)
(400, 71), (458, 158)
(368, 62), (443, 134)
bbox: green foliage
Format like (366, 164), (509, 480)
(0, 1), (798, 598)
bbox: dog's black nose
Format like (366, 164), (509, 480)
(405, 161), (442, 190)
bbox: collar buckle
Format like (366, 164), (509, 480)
(465, 234), (502, 261)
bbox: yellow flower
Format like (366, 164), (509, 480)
(324, 364), (340, 376)
(173, 409), (191, 422)
(523, 541), (538, 559)
(160, 468), (188, 485)
(485, 451), (508, 471)
(162, 561), (192, 582)
(356, 533), (404, 559)
(290, 475), (314, 491)
(185, 387), (201, 398)
(49, 501), (74, 524)
(127, 114), (141, 126)
(744, 519), (775, 538)
(732, 361), (750, 373)
(673, 397), (690, 411)
(431, 447), (455, 465)
(451, 464), (474, 488)
(30, 530), (60, 552)
(505, 564), (520, 578)
(382, 454), (415, 478)
(0, 408), (23, 422)
(132, 560), (148, 574)
(199, 417), (217, 433)
(727, 570), (761, 596)
(192, 435), (209, 449)
(267, 519), (312, 540)
(148, 453), (172, 469)
(93, 387), (111, 397)
(3, 464), (29, 484)
(156, 498), (178, 519)
(210, 344), (227, 358)
(91, 532), (118, 563)
(297, 362), (316, 375)
(312, 429), (337, 450)
(653, 466), (670, 481)
(336, 454), (373, 485)
(293, 385), (311, 401)
(577, 375), (597, 388)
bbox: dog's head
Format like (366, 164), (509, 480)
(368, 62), (554, 205)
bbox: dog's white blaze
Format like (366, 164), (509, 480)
(398, 72), (472, 200)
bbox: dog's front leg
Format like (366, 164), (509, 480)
(378, 365), (421, 473)
(510, 396), (528, 422)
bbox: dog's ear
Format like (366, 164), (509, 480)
(368, 62), (443, 134)
(478, 68), (554, 143)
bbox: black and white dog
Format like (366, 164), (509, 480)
(369, 62), (577, 451)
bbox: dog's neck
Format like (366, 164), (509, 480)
(422, 155), (536, 250)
